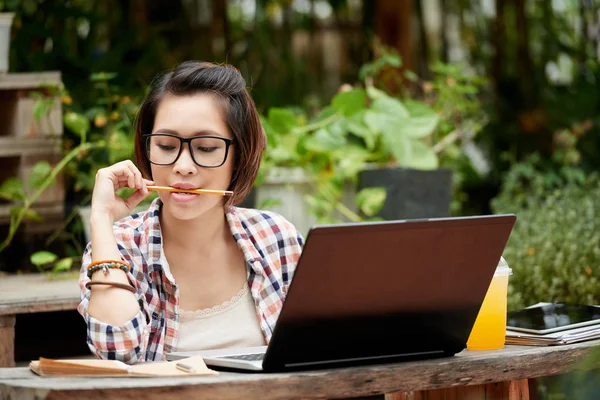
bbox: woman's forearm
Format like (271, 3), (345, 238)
(87, 211), (141, 326)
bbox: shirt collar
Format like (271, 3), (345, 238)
(147, 198), (266, 277)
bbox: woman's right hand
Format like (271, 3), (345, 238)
(91, 160), (155, 223)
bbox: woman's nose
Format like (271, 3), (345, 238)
(172, 145), (197, 175)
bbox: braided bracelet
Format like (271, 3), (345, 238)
(85, 281), (136, 294)
(87, 260), (130, 279)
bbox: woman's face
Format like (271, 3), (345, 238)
(148, 93), (235, 220)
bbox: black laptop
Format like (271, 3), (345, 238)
(166, 214), (516, 372)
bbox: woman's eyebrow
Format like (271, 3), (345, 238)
(153, 128), (225, 137)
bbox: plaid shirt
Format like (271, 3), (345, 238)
(77, 198), (304, 364)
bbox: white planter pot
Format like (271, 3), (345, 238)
(0, 13), (14, 74)
(256, 167), (358, 238)
(256, 167), (317, 238)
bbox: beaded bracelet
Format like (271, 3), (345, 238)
(85, 281), (136, 294)
(87, 259), (131, 279)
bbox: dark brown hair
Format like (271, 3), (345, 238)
(133, 61), (266, 206)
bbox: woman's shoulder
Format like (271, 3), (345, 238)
(229, 206), (301, 239)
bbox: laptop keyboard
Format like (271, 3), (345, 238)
(221, 352), (265, 361)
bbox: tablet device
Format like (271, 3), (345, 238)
(507, 303), (600, 335)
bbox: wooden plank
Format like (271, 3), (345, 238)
(0, 274), (80, 316)
(0, 135), (61, 157)
(0, 72), (62, 90)
(0, 341), (598, 400)
(403, 379), (529, 400)
(0, 315), (16, 367)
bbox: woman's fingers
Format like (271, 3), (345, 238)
(106, 161), (143, 191)
(124, 188), (150, 211)
(124, 161), (144, 191)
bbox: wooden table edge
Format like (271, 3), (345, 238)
(1, 340), (598, 400)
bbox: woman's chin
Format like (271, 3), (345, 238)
(163, 197), (223, 220)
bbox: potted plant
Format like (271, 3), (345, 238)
(256, 96), (387, 235)
(0, 0), (17, 73)
(0, 73), (147, 277)
(255, 107), (346, 235)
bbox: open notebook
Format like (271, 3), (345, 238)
(29, 355), (218, 377)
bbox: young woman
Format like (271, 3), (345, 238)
(77, 61), (304, 364)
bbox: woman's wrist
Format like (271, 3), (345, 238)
(90, 267), (130, 284)
(90, 207), (114, 224)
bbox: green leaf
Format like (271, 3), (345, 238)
(304, 127), (346, 153)
(366, 86), (388, 100)
(268, 108), (298, 134)
(371, 96), (410, 120)
(64, 112), (91, 139)
(401, 100), (440, 138)
(347, 112), (378, 150)
(83, 106), (106, 120)
(381, 128), (412, 166)
(27, 161), (52, 189)
(331, 89), (366, 116)
(52, 258), (73, 273)
(107, 130), (134, 163)
(90, 72), (118, 81)
(314, 105), (337, 121)
(32, 99), (47, 122)
(0, 178), (25, 201)
(31, 251), (58, 266)
(399, 114), (439, 139)
(333, 145), (370, 179)
(364, 110), (383, 133)
(355, 187), (387, 217)
(23, 208), (42, 222)
(407, 140), (439, 170)
(404, 70), (419, 82)
(260, 115), (278, 148)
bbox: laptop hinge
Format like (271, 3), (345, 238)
(284, 350), (444, 368)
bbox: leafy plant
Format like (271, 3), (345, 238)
(360, 43), (490, 215)
(0, 0), (19, 12)
(492, 174), (600, 311)
(0, 73), (147, 275)
(259, 47), (490, 224)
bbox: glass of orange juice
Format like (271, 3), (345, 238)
(467, 257), (512, 351)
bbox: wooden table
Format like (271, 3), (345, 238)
(0, 274), (80, 367)
(1, 340), (598, 400)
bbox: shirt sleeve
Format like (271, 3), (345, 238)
(280, 223), (304, 297)
(77, 241), (152, 364)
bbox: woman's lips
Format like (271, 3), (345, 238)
(170, 191), (199, 203)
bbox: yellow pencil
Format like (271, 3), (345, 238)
(146, 185), (233, 197)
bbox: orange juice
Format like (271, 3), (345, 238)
(467, 258), (511, 351)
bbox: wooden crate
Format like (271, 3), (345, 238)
(0, 71), (63, 139)
(0, 72), (64, 231)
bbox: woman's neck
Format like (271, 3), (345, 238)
(160, 205), (230, 253)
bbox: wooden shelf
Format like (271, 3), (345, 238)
(0, 72), (62, 90)
(0, 71), (65, 235)
(0, 136), (62, 158)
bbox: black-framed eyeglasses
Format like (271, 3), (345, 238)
(144, 134), (234, 168)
